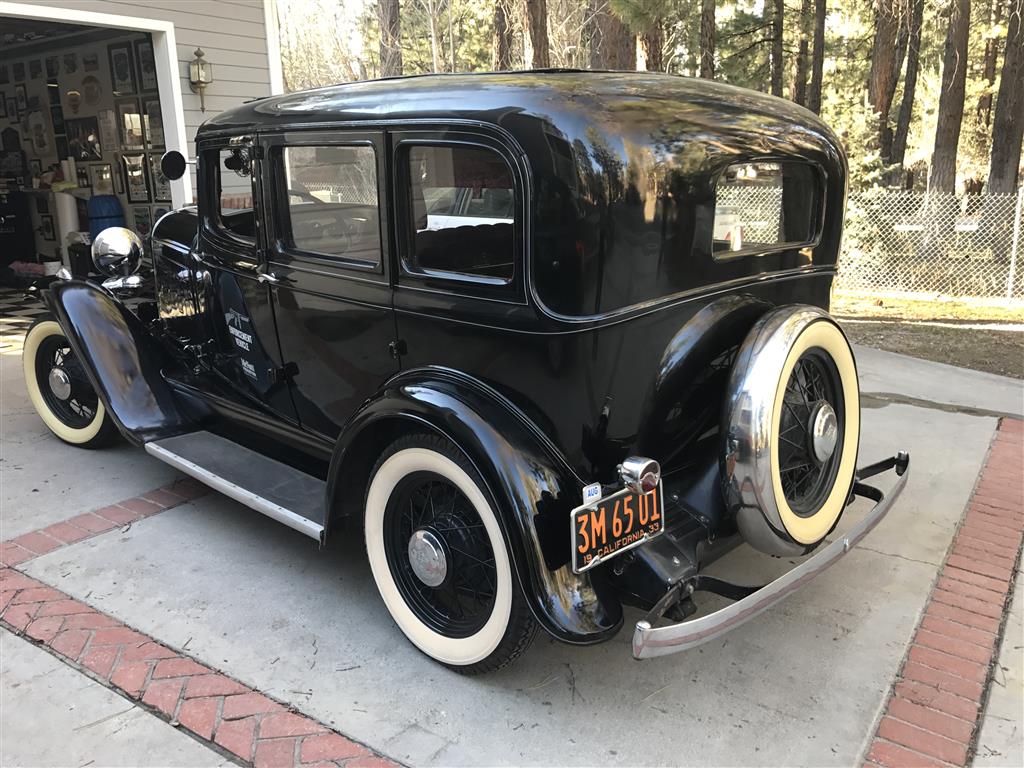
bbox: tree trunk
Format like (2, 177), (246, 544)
(807, 0), (826, 113)
(640, 23), (664, 71)
(867, 1), (907, 160)
(493, 1), (513, 70)
(988, 0), (1024, 193)
(426, 0), (441, 72)
(377, 0), (402, 77)
(793, 0), (812, 103)
(929, 0), (971, 193)
(979, 0), (1006, 126)
(700, 0), (716, 79)
(769, 0), (784, 96)
(525, 0), (551, 68)
(589, 2), (635, 69)
(891, 0), (924, 171)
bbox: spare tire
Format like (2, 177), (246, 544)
(721, 306), (860, 556)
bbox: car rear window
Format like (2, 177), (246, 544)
(713, 161), (823, 256)
(401, 144), (515, 284)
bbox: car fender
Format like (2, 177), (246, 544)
(42, 280), (204, 445)
(326, 367), (623, 645)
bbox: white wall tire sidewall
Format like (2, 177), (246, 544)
(22, 321), (106, 445)
(769, 320), (860, 545)
(365, 447), (514, 667)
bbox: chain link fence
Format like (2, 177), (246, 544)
(835, 189), (1024, 299)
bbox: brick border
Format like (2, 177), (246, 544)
(865, 418), (1023, 768)
(0, 478), (399, 767)
(0, 477), (209, 567)
(1, 568), (397, 768)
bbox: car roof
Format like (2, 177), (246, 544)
(197, 70), (839, 150)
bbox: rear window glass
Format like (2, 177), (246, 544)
(402, 144), (515, 284)
(713, 161), (822, 255)
(280, 145), (381, 265)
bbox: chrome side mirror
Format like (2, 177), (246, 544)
(92, 227), (143, 278)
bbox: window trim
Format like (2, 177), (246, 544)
(270, 140), (384, 272)
(393, 133), (525, 302)
(199, 141), (259, 251)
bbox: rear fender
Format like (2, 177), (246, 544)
(43, 280), (205, 445)
(326, 367), (623, 645)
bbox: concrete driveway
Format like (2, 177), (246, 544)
(2, 325), (1021, 766)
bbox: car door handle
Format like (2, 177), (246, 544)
(257, 271), (279, 284)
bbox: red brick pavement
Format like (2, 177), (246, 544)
(864, 417), (1023, 768)
(0, 477), (399, 767)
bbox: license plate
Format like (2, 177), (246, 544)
(570, 484), (664, 573)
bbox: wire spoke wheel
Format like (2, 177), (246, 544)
(383, 471), (498, 638)
(777, 348), (845, 517)
(34, 334), (99, 430)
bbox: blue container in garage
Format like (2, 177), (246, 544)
(87, 195), (125, 241)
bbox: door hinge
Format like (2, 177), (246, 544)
(268, 361), (299, 385)
(388, 339), (407, 359)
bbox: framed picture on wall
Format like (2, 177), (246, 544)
(65, 117), (103, 160)
(13, 63), (25, 83)
(6, 99), (15, 120)
(153, 205), (170, 223)
(135, 40), (158, 92)
(83, 53), (99, 72)
(116, 98), (144, 149)
(132, 205), (152, 237)
(40, 214), (55, 240)
(97, 109), (117, 151)
(63, 53), (79, 75)
(108, 43), (137, 95)
(149, 154), (171, 201)
(15, 84), (26, 111)
(0, 95), (6, 119)
(30, 158), (42, 176)
(29, 60), (42, 80)
(142, 98), (164, 149)
(123, 153), (150, 203)
(46, 56), (59, 78)
(90, 163), (114, 195)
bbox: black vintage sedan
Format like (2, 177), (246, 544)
(23, 71), (908, 673)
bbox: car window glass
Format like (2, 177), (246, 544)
(713, 161), (821, 255)
(403, 144), (514, 283)
(281, 145), (381, 265)
(211, 147), (256, 241)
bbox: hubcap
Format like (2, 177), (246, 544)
(48, 367), (72, 401)
(809, 401), (838, 463)
(407, 529), (448, 588)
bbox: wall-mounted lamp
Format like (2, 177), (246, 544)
(188, 48), (214, 112)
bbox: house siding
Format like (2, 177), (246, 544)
(11, 0), (275, 152)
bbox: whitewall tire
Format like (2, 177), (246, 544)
(364, 433), (536, 673)
(22, 319), (117, 448)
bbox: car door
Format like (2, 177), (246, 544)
(193, 138), (298, 421)
(258, 129), (399, 440)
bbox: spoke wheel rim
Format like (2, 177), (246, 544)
(34, 335), (99, 429)
(383, 471), (497, 638)
(777, 348), (845, 517)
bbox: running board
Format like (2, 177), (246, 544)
(145, 431), (325, 541)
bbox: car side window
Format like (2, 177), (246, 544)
(401, 144), (515, 284)
(279, 145), (381, 266)
(207, 146), (256, 242)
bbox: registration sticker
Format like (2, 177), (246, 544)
(582, 482), (602, 506)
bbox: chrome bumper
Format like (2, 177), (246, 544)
(632, 455), (909, 659)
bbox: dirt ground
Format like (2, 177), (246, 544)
(832, 292), (1024, 379)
